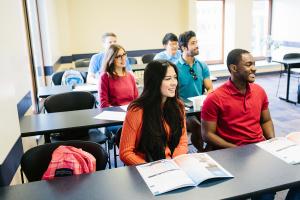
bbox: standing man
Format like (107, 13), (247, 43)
(201, 48), (300, 200)
(87, 32), (132, 84)
(154, 33), (181, 64)
(176, 30), (213, 152)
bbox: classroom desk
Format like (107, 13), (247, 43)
(38, 85), (72, 98)
(273, 58), (300, 104)
(1, 144), (300, 200)
(38, 84), (98, 99)
(20, 107), (199, 138)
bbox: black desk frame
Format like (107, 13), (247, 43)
(273, 58), (300, 104)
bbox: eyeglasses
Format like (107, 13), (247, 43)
(189, 68), (198, 80)
(115, 53), (127, 60)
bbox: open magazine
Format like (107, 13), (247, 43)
(256, 132), (300, 165)
(136, 153), (233, 195)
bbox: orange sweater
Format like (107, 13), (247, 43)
(119, 107), (188, 166)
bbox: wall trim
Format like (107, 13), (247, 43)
(0, 137), (23, 186)
(39, 48), (165, 76)
(0, 92), (33, 186)
(17, 91), (32, 119)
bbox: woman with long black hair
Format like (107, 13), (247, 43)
(120, 60), (188, 165)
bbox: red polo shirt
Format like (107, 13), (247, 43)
(201, 80), (269, 146)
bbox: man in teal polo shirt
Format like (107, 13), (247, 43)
(176, 30), (213, 152)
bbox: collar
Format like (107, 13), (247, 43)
(225, 78), (252, 95)
(178, 56), (198, 66)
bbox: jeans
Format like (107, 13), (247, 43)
(105, 125), (122, 150)
(286, 187), (300, 200)
(251, 192), (275, 200)
(251, 186), (300, 200)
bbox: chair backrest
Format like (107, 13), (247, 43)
(282, 53), (300, 71)
(44, 91), (96, 140)
(128, 57), (138, 65)
(44, 91), (95, 113)
(51, 70), (87, 85)
(141, 53), (156, 64)
(51, 71), (65, 85)
(21, 140), (108, 182)
(74, 58), (90, 68)
(283, 53), (300, 59)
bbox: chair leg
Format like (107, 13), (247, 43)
(44, 134), (51, 143)
(113, 144), (117, 168)
(20, 168), (25, 184)
(106, 141), (111, 169)
(276, 67), (284, 97)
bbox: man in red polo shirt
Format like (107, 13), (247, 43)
(201, 48), (274, 149)
(201, 49), (300, 200)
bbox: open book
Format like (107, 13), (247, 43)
(136, 153), (233, 195)
(256, 132), (300, 165)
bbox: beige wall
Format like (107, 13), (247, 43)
(38, 0), (188, 62)
(0, 0), (31, 162)
(38, 0), (71, 65)
(39, 0), (300, 65)
(68, 0), (188, 53)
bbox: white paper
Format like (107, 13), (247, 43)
(187, 95), (206, 111)
(256, 137), (300, 164)
(120, 104), (129, 111)
(94, 111), (126, 121)
(187, 95), (206, 102)
(73, 84), (97, 92)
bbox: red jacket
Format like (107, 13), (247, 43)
(42, 145), (96, 180)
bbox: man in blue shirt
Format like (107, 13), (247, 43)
(154, 33), (181, 64)
(87, 32), (132, 84)
(176, 30), (213, 152)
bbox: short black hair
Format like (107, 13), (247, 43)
(178, 31), (196, 52)
(226, 49), (250, 72)
(162, 33), (178, 45)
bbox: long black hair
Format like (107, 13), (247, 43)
(129, 60), (184, 162)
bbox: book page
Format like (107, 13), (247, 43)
(256, 137), (300, 164)
(286, 132), (300, 144)
(136, 159), (195, 195)
(173, 153), (233, 185)
(94, 111), (126, 121)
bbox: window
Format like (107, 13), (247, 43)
(251, 0), (272, 58)
(196, 0), (224, 64)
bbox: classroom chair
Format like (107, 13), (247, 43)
(21, 140), (108, 182)
(141, 53), (156, 64)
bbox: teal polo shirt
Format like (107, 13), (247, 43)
(176, 56), (210, 99)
